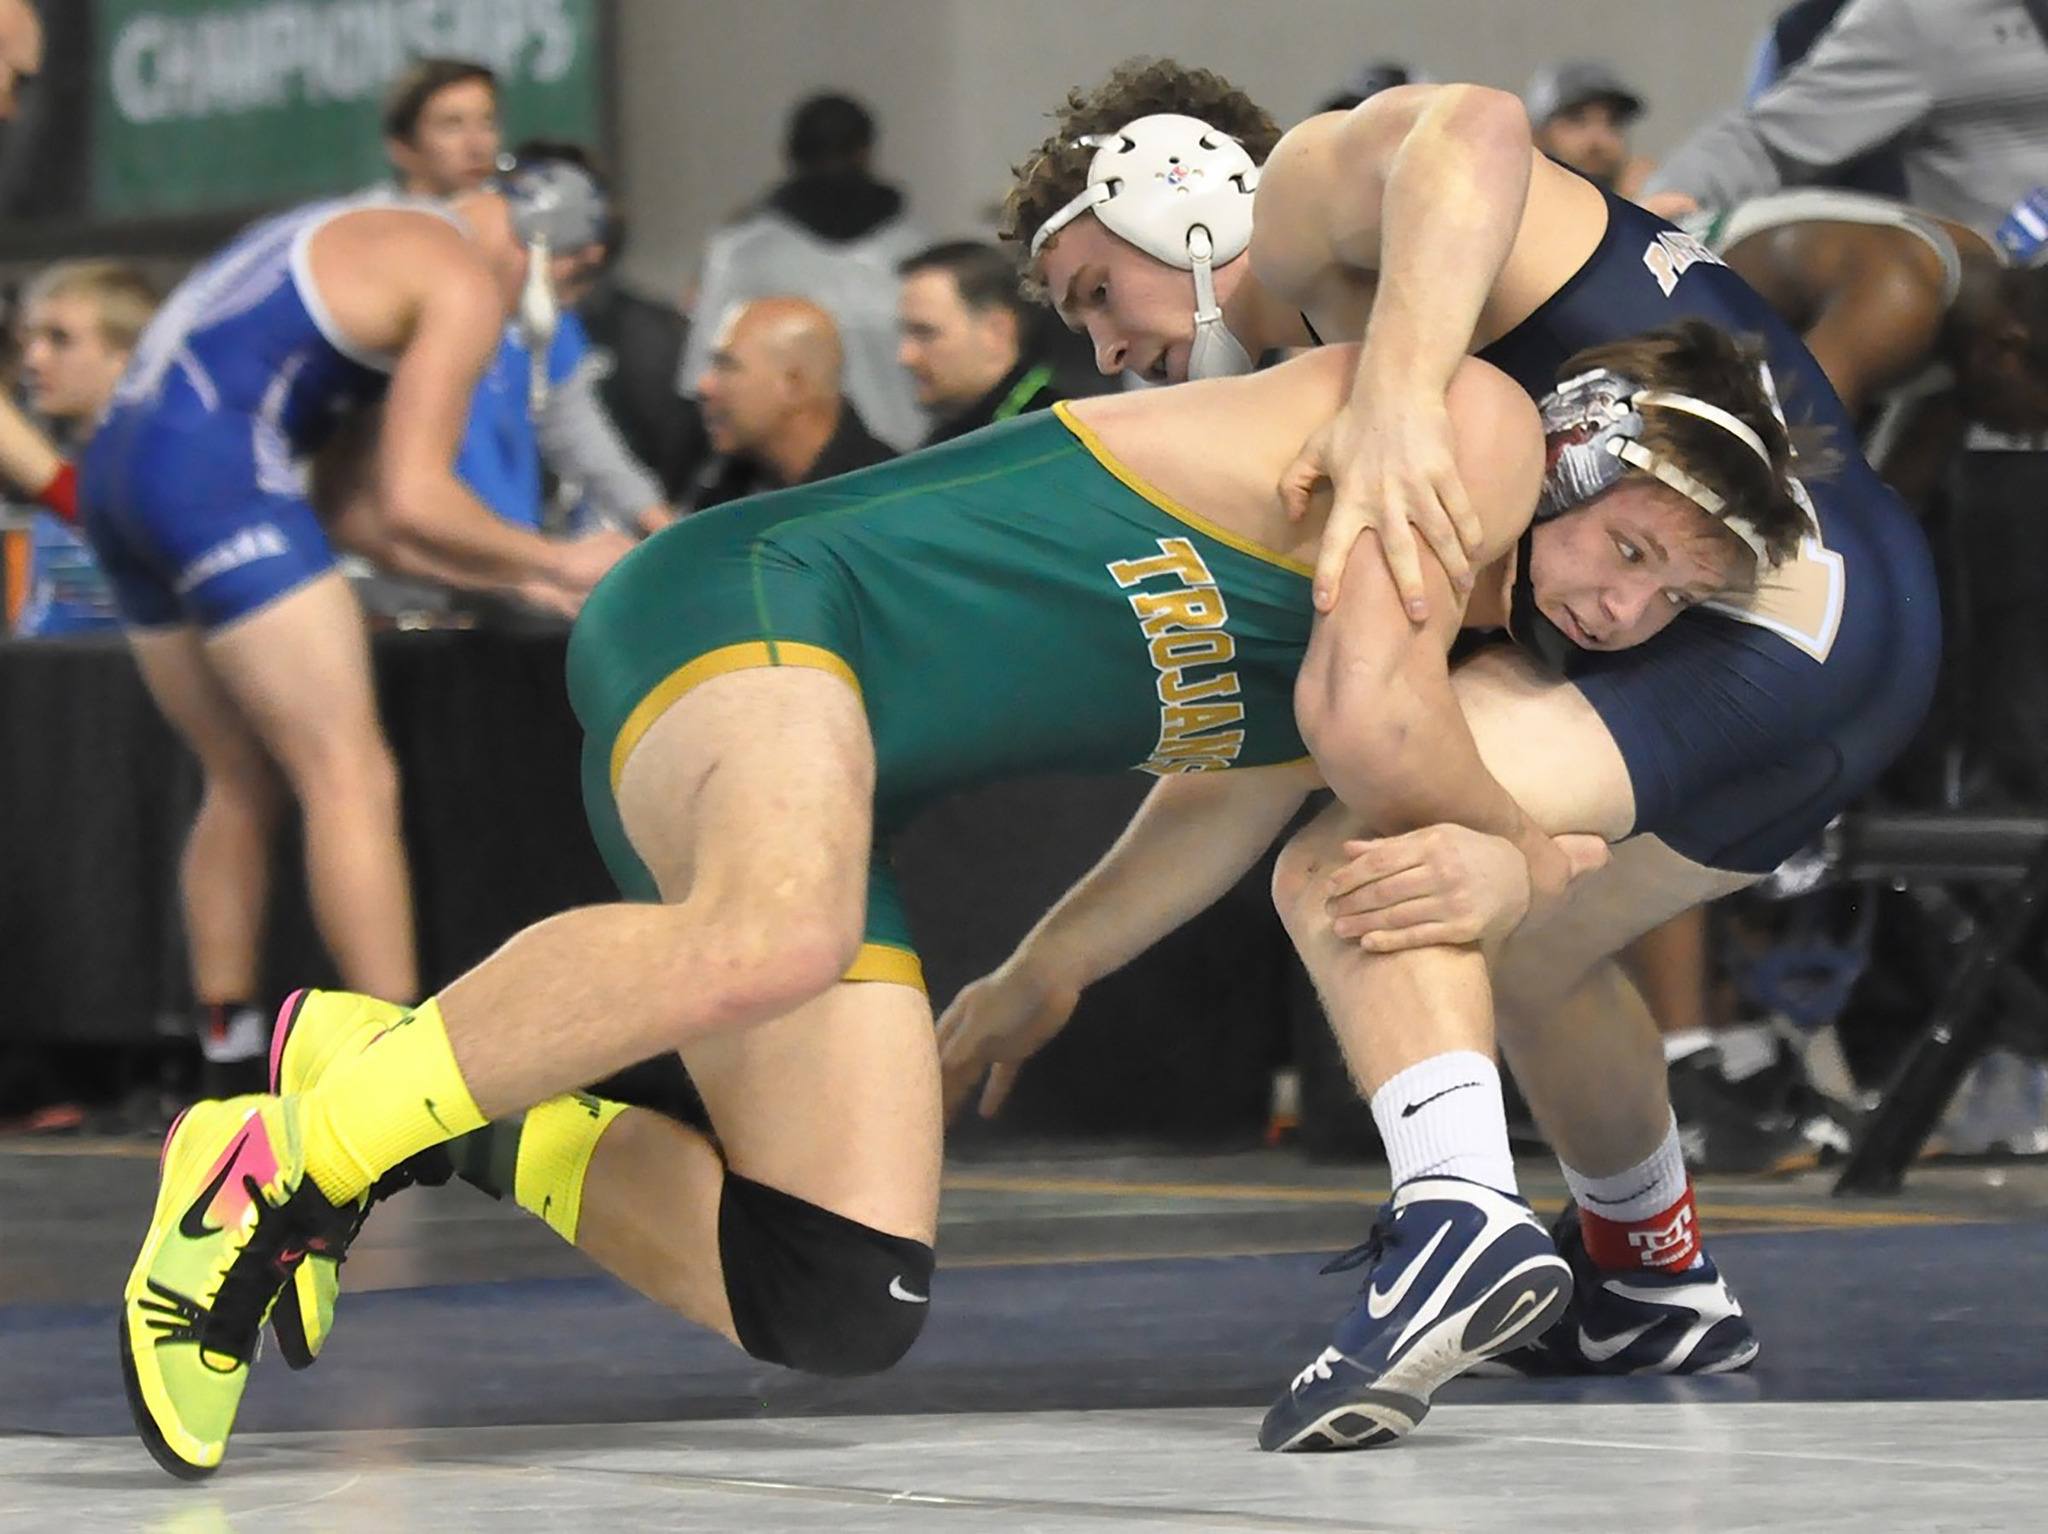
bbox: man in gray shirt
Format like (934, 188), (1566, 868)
(1648, 0), (2048, 233)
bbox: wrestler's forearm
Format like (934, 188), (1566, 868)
(381, 473), (570, 595)
(1014, 766), (1314, 989)
(1307, 641), (1567, 900)
(1348, 88), (1531, 396)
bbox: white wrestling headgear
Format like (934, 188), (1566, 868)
(494, 157), (612, 411)
(1537, 366), (1788, 566)
(1029, 114), (1261, 379)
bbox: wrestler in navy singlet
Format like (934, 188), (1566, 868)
(79, 194), (458, 629)
(1479, 188), (1940, 871)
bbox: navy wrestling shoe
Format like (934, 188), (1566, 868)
(1259, 1177), (1572, 1452)
(1471, 1202), (1759, 1376)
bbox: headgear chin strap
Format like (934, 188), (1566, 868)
(1029, 113), (1261, 379)
(493, 157), (612, 411)
(1537, 367), (1787, 566)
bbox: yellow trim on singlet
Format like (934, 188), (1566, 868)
(1051, 400), (1315, 580)
(609, 640), (861, 788)
(843, 942), (926, 990)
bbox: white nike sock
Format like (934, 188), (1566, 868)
(1561, 1114), (1689, 1223)
(1370, 1051), (1517, 1196)
(199, 1005), (268, 1064)
(1662, 1028), (1715, 1064)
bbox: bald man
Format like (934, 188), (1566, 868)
(688, 296), (895, 511)
(0, 0), (39, 119)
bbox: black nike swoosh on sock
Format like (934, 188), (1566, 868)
(1583, 1179), (1660, 1207)
(1400, 1082), (1482, 1118)
(178, 1133), (250, 1238)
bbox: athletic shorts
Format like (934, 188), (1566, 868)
(80, 377), (336, 631)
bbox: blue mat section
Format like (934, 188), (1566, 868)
(10, 1223), (2047, 1438)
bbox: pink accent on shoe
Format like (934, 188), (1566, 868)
(269, 990), (310, 1093)
(159, 1108), (190, 1171)
(205, 1108), (282, 1229)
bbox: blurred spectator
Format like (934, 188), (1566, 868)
(1647, 0), (2048, 233)
(12, 261), (154, 635)
(508, 137), (704, 502)
(677, 91), (929, 452)
(1317, 59), (1423, 115)
(1744, 0), (1907, 198)
(381, 55), (499, 198)
(688, 297), (893, 512)
(1524, 60), (1657, 199)
(1712, 191), (2048, 490)
(463, 144), (672, 539)
(0, 0), (39, 120)
(897, 241), (1107, 445)
(1645, 193), (2048, 1168)
(376, 75), (670, 546)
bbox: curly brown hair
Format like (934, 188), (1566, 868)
(999, 58), (1280, 296)
(1564, 319), (1837, 569)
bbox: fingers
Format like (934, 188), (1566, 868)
(1279, 453), (1318, 523)
(940, 1064), (979, 1123)
(1416, 512), (1471, 598)
(1331, 893), (1446, 940)
(1312, 501), (1368, 614)
(1430, 475), (1478, 593)
(1325, 863), (1439, 919)
(1358, 920), (1472, 953)
(979, 1062), (1017, 1119)
(1556, 833), (1612, 882)
(1374, 509), (1430, 622)
(1325, 838), (1428, 900)
(1439, 466), (1482, 558)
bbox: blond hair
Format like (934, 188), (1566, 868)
(24, 261), (159, 353)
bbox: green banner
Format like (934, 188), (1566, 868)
(93, 0), (604, 218)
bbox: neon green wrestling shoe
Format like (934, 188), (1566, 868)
(266, 988), (454, 1369)
(119, 1094), (355, 1479)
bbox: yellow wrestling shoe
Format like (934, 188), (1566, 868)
(119, 1094), (354, 1479)
(266, 989), (452, 1369)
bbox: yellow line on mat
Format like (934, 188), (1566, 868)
(940, 1172), (1966, 1228)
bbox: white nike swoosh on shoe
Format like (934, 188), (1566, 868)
(1365, 1220), (1453, 1320)
(888, 1276), (929, 1304)
(1605, 1276), (1741, 1315)
(1578, 1319), (1659, 1362)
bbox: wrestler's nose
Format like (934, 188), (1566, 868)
(1602, 580), (1654, 634)
(1089, 324), (1128, 377)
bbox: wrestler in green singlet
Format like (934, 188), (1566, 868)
(569, 403), (1313, 986)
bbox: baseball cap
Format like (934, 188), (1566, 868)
(1321, 59), (1427, 112)
(1524, 60), (1644, 127)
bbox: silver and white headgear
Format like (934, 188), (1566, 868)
(1029, 114), (1260, 379)
(494, 157), (612, 410)
(1537, 366), (1789, 566)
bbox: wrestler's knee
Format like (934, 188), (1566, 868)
(677, 895), (865, 1028)
(717, 1170), (934, 1377)
(1272, 816), (1350, 939)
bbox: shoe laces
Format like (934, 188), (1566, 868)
(1319, 1202), (1401, 1282)
(325, 1150), (455, 1270)
(199, 1177), (351, 1361)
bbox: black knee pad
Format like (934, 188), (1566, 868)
(717, 1170), (935, 1377)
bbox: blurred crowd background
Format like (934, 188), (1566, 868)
(2, 0), (2045, 1187)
